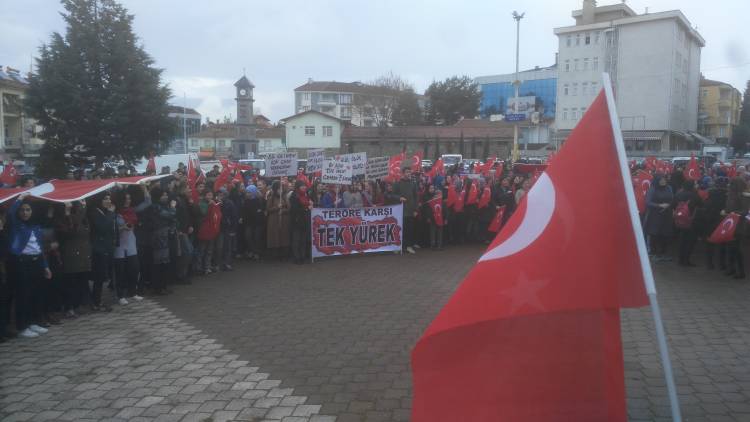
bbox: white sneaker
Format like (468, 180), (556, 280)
(19, 328), (39, 338)
(28, 324), (48, 334)
(131, 295), (144, 301)
(406, 247), (416, 254)
(118, 298), (129, 306)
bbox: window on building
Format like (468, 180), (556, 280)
(581, 107), (587, 115)
(583, 58), (589, 70)
(563, 84), (569, 96)
(582, 82), (588, 95)
(593, 56), (599, 70)
(303, 93), (310, 101)
(203, 140), (211, 147)
(683, 58), (688, 73)
(563, 109), (568, 120)
(595, 31), (601, 44)
(565, 60), (570, 72)
(574, 59), (579, 70)
(702, 89), (708, 98)
(218, 140), (226, 147)
(572, 109), (578, 120)
(340, 106), (352, 118)
(591, 81), (598, 93)
(585, 32), (591, 45)
(566, 35), (572, 47)
(720, 126), (726, 138)
(682, 82), (687, 100)
(340, 94), (352, 104)
(572, 83), (578, 96)
(322, 126), (333, 137)
(676, 52), (682, 70)
(304, 126), (315, 136)
(576, 34), (581, 46)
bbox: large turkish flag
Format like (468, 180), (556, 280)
(411, 91), (650, 421)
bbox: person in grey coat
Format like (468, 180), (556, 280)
(644, 175), (674, 262)
(392, 167), (419, 254)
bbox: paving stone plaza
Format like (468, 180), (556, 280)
(1, 244), (750, 421)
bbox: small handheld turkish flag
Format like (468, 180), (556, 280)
(708, 213), (740, 243)
(0, 161), (18, 186)
(487, 205), (506, 233)
(412, 90), (649, 422)
(146, 155), (157, 174)
(683, 154), (700, 181)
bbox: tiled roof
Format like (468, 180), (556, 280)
(453, 119), (516, 129)
(294, 80), (393, 96)
(256, 128), (284, 139)
(190, 124), (237, 139)
(167, 105), (201, 116)
(279, 109), (346, 123)
(700, 78), (735, 89)
(0, 66), (28, 88)
(342, 125), (514, 140)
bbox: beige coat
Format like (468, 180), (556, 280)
(266, 191), (290, 248)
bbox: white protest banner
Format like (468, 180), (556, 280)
(264, 152), (298, 177)
(306, 149), (325, 174)
(311, 204), (403, 259)
(322, 158), (353, 185)
(335, 152), (367, 176)
(366, 156), (390, 180)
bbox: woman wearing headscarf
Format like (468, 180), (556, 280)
(266, 180), (290, 259)
(90, 192), (118, 311)
(150, 188), (177, 294)
(113, 186), (150, 304)
(723, 177), (749, 279)
(289, 180), (312, 264)
(57, 200), (92, 317)
(7, 194), (53, 338)
(644, 175), (674, 262)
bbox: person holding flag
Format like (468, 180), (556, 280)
(393, 166), (419, 254)
(424, 186), (446, 250)
(723, 177), (749, 279)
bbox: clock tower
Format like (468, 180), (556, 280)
(234, 75), (257, 156)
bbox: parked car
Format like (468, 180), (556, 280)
(421, 159), (433, 170)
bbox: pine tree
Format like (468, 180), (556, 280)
(740, 80), (750, 126)
(425, 76), (482, 126)
(25, 0), (172, 178)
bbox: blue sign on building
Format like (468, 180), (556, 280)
(505, 114), (526, 122)
(476, 68), (557, 120)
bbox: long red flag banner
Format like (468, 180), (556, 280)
(0, 175), (169, 205)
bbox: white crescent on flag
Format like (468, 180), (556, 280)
(479, 173), (556, 262)
(721, 218), (734, 235)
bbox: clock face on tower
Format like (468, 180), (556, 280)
(239, 89), (247, 96)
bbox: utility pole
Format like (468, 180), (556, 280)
(512, 11), (525, 162)
(183, 93), (188, 154)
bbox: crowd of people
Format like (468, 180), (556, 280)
(0, 156), (745, 342)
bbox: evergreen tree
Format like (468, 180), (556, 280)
(731, 80), (750, 155)
(425, 76), (481, 125)
(25, 0), (172, 178)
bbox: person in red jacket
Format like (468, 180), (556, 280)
(195, 190), (222, 275)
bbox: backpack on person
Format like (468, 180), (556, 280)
(673, 200), (693, 229)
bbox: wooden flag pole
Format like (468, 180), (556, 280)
(602, 72), (682, 422)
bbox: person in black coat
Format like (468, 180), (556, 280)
(673, 179), (702, 266)
(241, 185), (266, 260)
(289, 180), (312, 265)
(698, 177), (728, 270)
(644, 175), (674, 262)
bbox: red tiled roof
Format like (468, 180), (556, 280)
(453, 119), (516, 128)
(342, 126), (514, 140)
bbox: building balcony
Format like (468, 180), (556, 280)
(316, 99), (337, 107)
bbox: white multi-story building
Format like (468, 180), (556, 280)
(294, 80), (399, 127)
(554, 0), (705, 153)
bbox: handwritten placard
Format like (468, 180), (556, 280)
(335, 152), (367, 176)
(366, 156), (390, 180)
(306, 149), (325, 174)
(322, 158), (353, 185)
(264, 152), (298, 177)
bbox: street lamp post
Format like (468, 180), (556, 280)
(512, 11), (525, 162)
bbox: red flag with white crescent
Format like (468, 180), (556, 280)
(412, 91), (649, 422)
(478, 186), (492, 209)
(446, 184), (457, 207)
(411, 151), (424, 172)
(633, 170), (653, 214)
(428, 197), (444, 226)
(487, 205), (506, 233)
(683, 154), (700, 181)
(0, 161), (18, 186)
(708, 213), (740, 243)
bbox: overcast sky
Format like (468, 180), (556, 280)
(1, 0), (748, 123)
